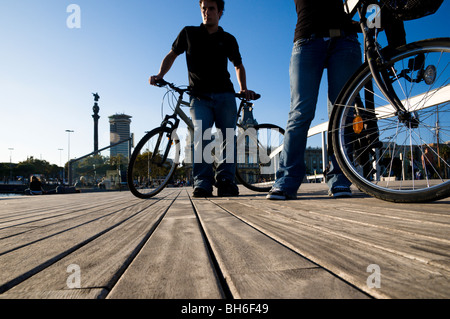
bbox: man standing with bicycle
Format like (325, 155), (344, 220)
(267, 0), (362, 200)
(150, 0), (256, 197)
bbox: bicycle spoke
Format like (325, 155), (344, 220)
(331, 39), (450, 202)
(127, 127), (180, 198)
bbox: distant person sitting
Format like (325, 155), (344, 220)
(28, 176), (45, 195)
(421, 147), (435, 178)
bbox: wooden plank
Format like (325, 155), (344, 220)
(212, 196), (450, 298)
(108, 190), (223, 299)
(0, 194), (143, 255)
(0, 289), (108, 299)
(0, 192), (121, 217)
(0, 191), (177, 295)
(241, 198), (450, 264)
(1, 192), (177, 299)
(0, 193), (139, 240)
(191, 197), (369, 299)
(0, 192), (136, 224)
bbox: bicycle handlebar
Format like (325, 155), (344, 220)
(235, 92), (261, 101)
(155, 78), (170, 88)
(155, 78), (260, 101)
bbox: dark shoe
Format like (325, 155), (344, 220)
(216, 179), (239, 197)
(266, 188), (296, 200)
(328, 186), (352, 198)
(192, 187), (213, 198)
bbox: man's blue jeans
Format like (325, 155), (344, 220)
(189, 92), (237, 192)
(273, 36), (362, 195)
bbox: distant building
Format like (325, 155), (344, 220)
(109, 114), (132, 159)
(305, 147), (323, 175)
(236, 103), (260, 183)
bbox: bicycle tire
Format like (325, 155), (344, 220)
(235, 123), (285, 192)
(330, 38), (450, 202)
(127, 126), (180, 198)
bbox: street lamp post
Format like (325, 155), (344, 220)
(8, 148), (14, 183)
(65, 130), (74, 162)
(65, 130), (74, 185)
(58, 148), (64, 183)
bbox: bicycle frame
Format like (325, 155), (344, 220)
(158, 80), (260, 142)
(328, 0), (419, 151)
(357, 1), (408, 115)
(158, 82), (256, 132)
(159, 89), (193, 132)
(154, 81), (263, 169)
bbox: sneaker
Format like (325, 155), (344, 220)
(266, 188), (297, 200)
(192, 187), (213, 198)
(216, 179), (239, 197)
(328, 186), (352, 198)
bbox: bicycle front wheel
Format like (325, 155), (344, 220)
(127, 126), (180, 198)
(331, 38), (450, 202)
(235, 124), (285, 192)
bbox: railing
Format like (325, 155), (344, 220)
(307, 122), (329, 176)
(306, 85), (450, 182)
(68, 137), (133, 187)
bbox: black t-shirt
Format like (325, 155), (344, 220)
(293, 0), (355, 42)
(172, 24), (242, 93)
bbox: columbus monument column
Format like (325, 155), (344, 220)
(92, 93), (100, 153)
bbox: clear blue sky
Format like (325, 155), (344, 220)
(1, 0), (449, 166)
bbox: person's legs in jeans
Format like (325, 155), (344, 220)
(190, 96), (215, 193)
(271, 38), (327, 196)
(325, 36), (362, 193)
(211, 92), (237, 184)
(189, 92), (237, 193)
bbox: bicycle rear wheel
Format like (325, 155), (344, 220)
(127, 126), (180, 198)
(235, 124), (285, 192)
(331, 38), (450, 202)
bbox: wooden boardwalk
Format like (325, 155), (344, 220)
(0, 184), (449, 300)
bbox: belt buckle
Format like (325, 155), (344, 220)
(329, 29), (341, 38)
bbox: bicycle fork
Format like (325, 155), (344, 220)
(153, 114), (179, 166)
(155, 96), (194, 167)
(360, 4), (425, 129)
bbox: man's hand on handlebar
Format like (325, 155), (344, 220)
(239, 89), (259, 101)
(149, 75), (164, 86)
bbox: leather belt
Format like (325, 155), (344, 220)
(308, 29), (356, 39)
